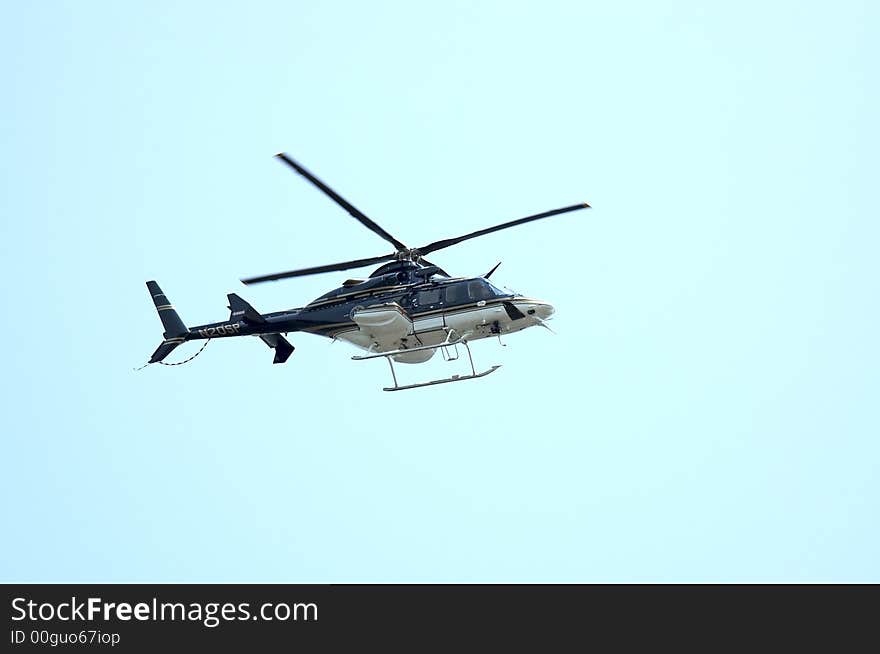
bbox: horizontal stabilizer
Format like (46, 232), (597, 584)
(259, 333), (295, 364)
(228, 293), (266, 324)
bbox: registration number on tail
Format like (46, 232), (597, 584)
(198, 324), (241, 338)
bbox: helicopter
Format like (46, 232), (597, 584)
(144, 153), (590, 391)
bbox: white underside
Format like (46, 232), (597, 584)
(338, 300), (551, 363)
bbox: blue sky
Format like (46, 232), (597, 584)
(1, 1), (878, 581)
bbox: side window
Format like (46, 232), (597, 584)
(416, 289), (441, 306)
(444, 283), (469, 306)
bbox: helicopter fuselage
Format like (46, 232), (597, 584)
(184, 270), (553, 364)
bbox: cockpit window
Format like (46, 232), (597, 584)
(443, 280), (509, 306)
(467, 280), (494, 301)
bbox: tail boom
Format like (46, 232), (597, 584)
(145, 281), (300, 365)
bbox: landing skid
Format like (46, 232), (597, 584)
(352, 331), (502, 392)
(383, 364), (501, 392)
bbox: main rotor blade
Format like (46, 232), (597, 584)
(241, 253), (395, 285)
(418, 202), (590, 255)
(275, 153), (408, 251)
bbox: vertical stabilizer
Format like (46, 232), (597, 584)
(146, 280), (188, 338)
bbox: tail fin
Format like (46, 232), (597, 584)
(146, 281), (189, 363)
(147, 281), (188, 338)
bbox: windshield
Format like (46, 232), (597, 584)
(484, 280), (510, 297)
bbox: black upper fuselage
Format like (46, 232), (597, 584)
(185, 261), (517, 341)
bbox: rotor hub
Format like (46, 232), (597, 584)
(394, 249), (422, 262)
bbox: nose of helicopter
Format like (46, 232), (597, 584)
(535, 301), (555, 320)
(519, 299), (554, 321)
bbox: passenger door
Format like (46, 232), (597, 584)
(411, 287), (445, 334)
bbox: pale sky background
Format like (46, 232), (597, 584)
(1, 1), (878, 581)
